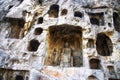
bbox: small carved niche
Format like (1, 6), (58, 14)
(96, 33), (113, 56)
(89, 58), (101, 69)
(88, 75), (98, 80)
(34, 27), (43, 35)
(27, 39), (40, 51)
(61, 9), (68, 16)
(48, 4), (59, 18)
(88, 13), (104, 26)
(74, 11), (83, 18)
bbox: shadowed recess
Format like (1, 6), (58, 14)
(88, 13), (104, 26)
(89, 58), (101, 69)
(15, 75), (24, 80)
(87, 39), (94, 48)
(37, 17), (43, 24)
(48, 4), (59, 18)
(27, 39), (40, 51)
(88, 75), (98, 80)
(74, 11), (83, 18)
(61, 9), (68, 16)
(96, 33), (113, 56)
(48, 24), (82, 49)
(113, 12), (120, 32)
(45, 24), (83, 67)
(34, 27), (43, 35)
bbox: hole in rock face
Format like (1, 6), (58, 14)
(61, 9), (68, 16)
(45, 24), (83, 67)
(34, 27), (43, 35)
(15, 75), (24, 80)
(90, 18), (99, 25)
(89, 58), (101, 69)
(6, 18), (25, 39)
(88, 13), (104, 26)
(107, 66), (116, 76)
(88, 75), (98, 80)
(48, 4), (59, 18)
(96, 33), (113, 56)
(108, 23), (112, 27)
(74, 11), (83, 18)
(37, 17), (43, 24)
(87, 39), (94, 48)
(28, 39), (40, 51)
(38, 0), (42, 5)
(8, 5), (13, 9)
(113, 12), (120, 32)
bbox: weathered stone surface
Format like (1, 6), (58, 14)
(0, 0), (120, 80)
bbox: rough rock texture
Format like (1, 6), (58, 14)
(0, 0), (120, 80)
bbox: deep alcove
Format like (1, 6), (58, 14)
(89, 58), (101, 69)
(45, 24), (83, 67)
(15, 75), (24, 80)
(34, 27), (43, 35)
(96, 33), (113, 56)
(27, 39), (40, 51)
(113, 12), (120, 32)
(48, 4), (59, 18)
(61, 9), (68, 16)
(74, 11), (83, 18)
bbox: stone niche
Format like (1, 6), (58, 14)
(34, 27), (43, 35)
(96, 33), (113, 56)
(27, 39), (40, 51)
(37, 17), (43, 24)
(45, 24), (83, 67)
(74, 11), (83, 18)
(48, 4), (59, 18)
(89, 58), (101, 69)
(113, 12), (120, 32)
(107, 66), (115, 75)
(88, 13), (104, 26)
(5, 18), (25, 39)
(61, 9), (68, 16)
(0, 68), (29, 80)
(87, 39), (94, 48)
(88, 75), (98, 80)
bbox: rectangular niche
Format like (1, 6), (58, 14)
(88, 13), (104, 26)
(5, 18), (25, 39)
(45, 24), (83, 67)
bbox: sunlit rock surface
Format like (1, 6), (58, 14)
(0, 0), (120, 80)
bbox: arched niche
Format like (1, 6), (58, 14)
(113, 12), (120, 32)
(45, 24), (83, 67)
(74, 11), (83, 18)
(96, 33), (113, 56)
(87, 39), (94, 48)
(61, 9), (68, 16)
(15, 75), (24, 80)
(89, 58), (101, 69)
(34, 27), (43, 35)
(27, 39), (40, 51)
(88, 75), (98, 80)
(48, 4), (59, 18)
(107, 66), (115, 75)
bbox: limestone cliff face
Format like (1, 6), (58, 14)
(0, 0), (120, 80)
